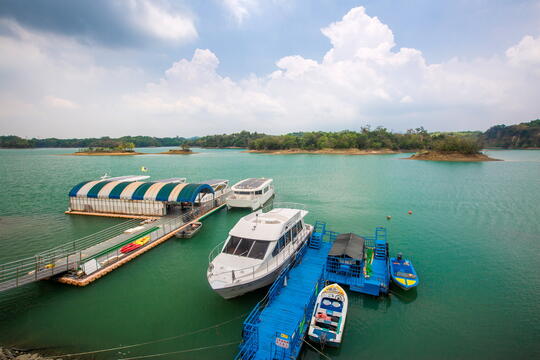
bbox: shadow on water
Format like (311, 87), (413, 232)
(389, 285), (418, 304)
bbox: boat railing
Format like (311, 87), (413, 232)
(261, 201), (306, 213)
(207, 226), (312, 284)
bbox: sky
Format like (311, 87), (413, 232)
(0, 0), (539, 138)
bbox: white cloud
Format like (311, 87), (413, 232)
(127, 0), (198, 42)
(221, 0), (258, 24)
(43, 96), (79, 109)
(1, 6), (540, 137)
(129, 6), (540, 133)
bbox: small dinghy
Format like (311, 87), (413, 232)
(390, 253), (418, 290)
(175, 222), (202, 239)
(120, 235), (150, 254)
(308, 283), (348, 347)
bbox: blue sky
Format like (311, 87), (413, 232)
(0, 0), (539, 137)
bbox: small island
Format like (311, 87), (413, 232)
(160, 144), (197, 154)
(405, 136), (500, 162)
(407, 151), (499, 162)
(72, 141), (142, 155)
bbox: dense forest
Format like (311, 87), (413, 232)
(0, 136), (186, 149)
(2, 120), (538, 152)
(482, 119), (540, 148)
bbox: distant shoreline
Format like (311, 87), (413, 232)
(243, 148), (414, 155)
(405, 151), (501, 162)
(63, 151), (143, 156)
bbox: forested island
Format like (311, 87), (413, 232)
(2, 120), (538, 158)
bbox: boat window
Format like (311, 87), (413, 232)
(295, 221), (303, 234)
(263, 187), (268, 193)
(284, 230), (291, 245)
(223, 236), (242, 254)
(224, 236), (269, 259)
(234, 191), (252, 195)
(234, 238), (254, 257)
(255, 190), (262, 195)
(272, 235), (286, 257)
(247, 241), (269, 260)
(291, 223), (298, 240)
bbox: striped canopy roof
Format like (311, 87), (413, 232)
(69, 180), (214, 203)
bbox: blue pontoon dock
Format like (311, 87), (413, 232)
(236, 223), (391, 359)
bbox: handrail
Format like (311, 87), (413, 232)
(261, 201), (306, 213)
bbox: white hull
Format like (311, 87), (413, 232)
(308, 284), (348, 346)
(212, 260), (289, 299)
(210, 223), (313, 299)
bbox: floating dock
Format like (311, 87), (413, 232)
(236, 223), (391, 359)
(236, 223), (336, 360)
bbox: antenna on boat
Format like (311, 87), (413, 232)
(253, 213), (259, 230)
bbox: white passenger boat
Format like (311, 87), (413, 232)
(226, 178), (274, 210)
(207, 205), (312, 299)
(308, 283), (349, 347)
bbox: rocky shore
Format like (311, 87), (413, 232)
(0, 347), (63, 360)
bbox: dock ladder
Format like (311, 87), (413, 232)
(309, 221), (326, 249)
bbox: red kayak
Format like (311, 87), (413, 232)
(120, 235), (150, 254)
(120, 243), (142, 254)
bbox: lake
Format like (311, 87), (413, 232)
(0, 148), (539, 359)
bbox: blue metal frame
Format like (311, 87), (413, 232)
(236, 223), (335, 360)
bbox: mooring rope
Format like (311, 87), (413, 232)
(59, 312), (247, 357)
(117, 341), (239, 360)
(302, 338), (332, 360)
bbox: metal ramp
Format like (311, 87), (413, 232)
(236, 224), (336, 360)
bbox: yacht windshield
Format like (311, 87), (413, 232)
(223, 236), (269, 260)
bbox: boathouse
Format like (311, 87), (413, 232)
(68, 177), (216, 216)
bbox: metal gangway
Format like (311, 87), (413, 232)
(0, 197), (227, 293)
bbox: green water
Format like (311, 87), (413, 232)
(0, 148), (539, 359)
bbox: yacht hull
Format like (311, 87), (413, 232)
(212, 260), (289, 299)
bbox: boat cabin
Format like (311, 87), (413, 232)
(226, 178), (274, 210)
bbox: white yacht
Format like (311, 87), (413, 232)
(226, 178), (274, 210)
(207, 206), (312, 299)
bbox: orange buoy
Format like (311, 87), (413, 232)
(408, 210), (413, 215)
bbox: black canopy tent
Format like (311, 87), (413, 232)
(329, 233), (365, 260)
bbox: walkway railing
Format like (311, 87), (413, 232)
(0, 195), (229, 292)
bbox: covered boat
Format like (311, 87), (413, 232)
(389, 253), (418, 290)
(308, 283), (348, 347)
